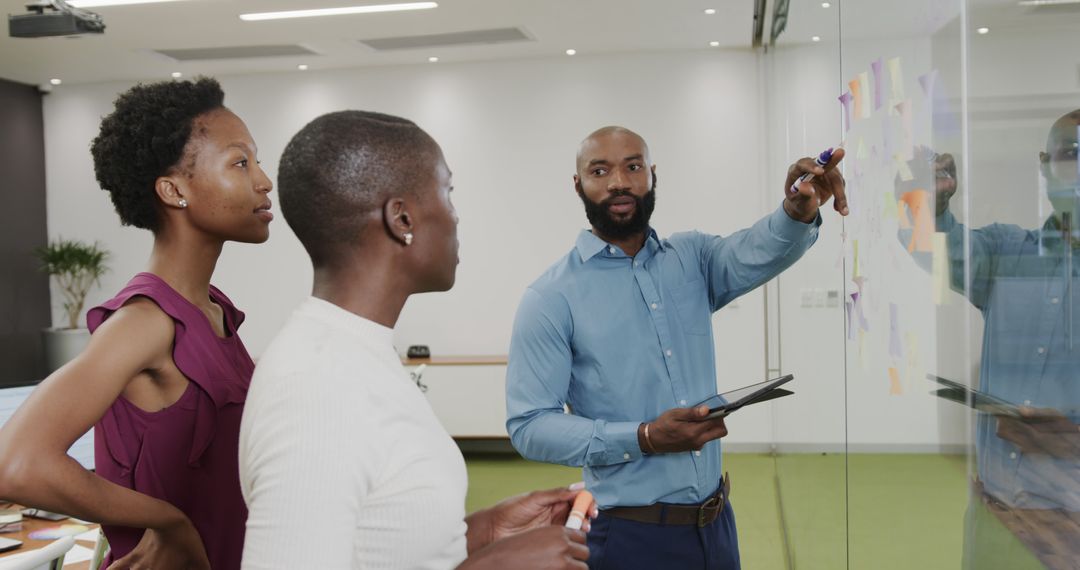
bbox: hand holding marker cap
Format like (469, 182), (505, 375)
(564, 490), (594, 531)
(790, 146), (841, 194)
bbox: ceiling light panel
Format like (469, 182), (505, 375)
(240, 2), (437, 22)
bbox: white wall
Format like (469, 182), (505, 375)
(49, 31), (1060, 451)
(43, 49), (788, 443)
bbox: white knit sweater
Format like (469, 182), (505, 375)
(240, 297), (468, 569)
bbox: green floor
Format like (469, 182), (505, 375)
(465, 453), (969, 570)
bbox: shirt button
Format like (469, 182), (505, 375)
(623, 453), (630, 460)
(1010, 452), (1018, 460)
(650, 303), (658, 310)
(633, 261), (639, 267)
(694, 450), (702, 457)
(1037, 347), (1046, 355)
(1052, 297), (1060, 304)
(608, 246), (616, 254)
(680, 400), (687, 406)
(665, 349), (673, 357)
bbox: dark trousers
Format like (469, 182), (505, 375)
(586, 500), (740, 570)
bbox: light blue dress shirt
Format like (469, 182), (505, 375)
(506, 206), (820, 508)
(932, 211), (1080, 511)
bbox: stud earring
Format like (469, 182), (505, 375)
(403, 232), (414, 246)
(178, 198), (188, 209)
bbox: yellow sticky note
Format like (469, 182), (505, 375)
(882, 191), (899, 219)
(858, 72), (872, 118)
(904, 332), (920, 386)
(888, 367), (903, 395)
(887, 57), (905, 102)
(932, 232), (948, 304)
(895, 155), (914, 181)
(853, 240), (860, 278)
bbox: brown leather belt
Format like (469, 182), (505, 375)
(603, 473), (731, 528)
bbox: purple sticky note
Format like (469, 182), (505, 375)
(871, 58), (884, 111)
(889, 303), (904, 359)
(838, 91), (854, 132)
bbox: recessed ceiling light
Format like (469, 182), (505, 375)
(171, 71), (182, 78)
(297, 64), (309, 70)
(977, 27), (990, 34)
(709, 41), (720, 47)
(821, 2), (831, 7)
(68, 0), (185, 7)
(428, 56), (439, 62)
(1018, 0), (1080, 5)
(812, 36), (821, 42)
(565, 49), (577, 56)
(49, 78), (62, 85)
(240, 2), (437, 21)
(704, 8), (717, 14)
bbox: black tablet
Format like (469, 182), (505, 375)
(693, 374), (795, 420)
(927, 374), (1021, 418)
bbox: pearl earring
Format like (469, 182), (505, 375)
(178, 198), (188, 209)
(403, 232), (414, 246)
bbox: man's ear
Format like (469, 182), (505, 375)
(1039, 151), (1051, 181)
(572, 174), (581, 194)
(383, 196), (414, 245)
(155, 175), (186, 210)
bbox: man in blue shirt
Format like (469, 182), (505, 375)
(900, 110), (1080, 569)
(506, 126), (847, 569)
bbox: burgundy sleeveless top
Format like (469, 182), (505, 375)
(87, 273), (253, 569)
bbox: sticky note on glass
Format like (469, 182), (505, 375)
(899, 190), (934, 252)
(871, 58), (885, 111)
(895, 155), (915, 181)
(838, 91), (854, 132)
(882, 190), (899, 219)
(889, 303), (904, 359)
(888, 367), (903, 395)
(932, 232), (949, 304)
(887, 57), (905, 102)
(894, 100), (914, 161)
(853, 239), (861, 278)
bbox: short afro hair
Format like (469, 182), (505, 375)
(278, 110), (440, 267)
(90, 77), (225, 232)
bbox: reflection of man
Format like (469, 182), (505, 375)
(901, 110), (1080, 569)
(507, 126), (846, 569)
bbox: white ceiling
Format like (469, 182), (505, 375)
(0, 0), (757, 86)
(777, 0), (1080, 46)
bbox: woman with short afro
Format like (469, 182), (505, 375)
(0, 77), (273, 570)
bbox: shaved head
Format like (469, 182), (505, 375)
(576, 126), (651, 175)
(1047, 109), (1080, 153)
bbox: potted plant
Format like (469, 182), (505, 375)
(35, 239), (109, 373)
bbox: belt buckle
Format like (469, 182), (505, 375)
(697, 495), (721, 527)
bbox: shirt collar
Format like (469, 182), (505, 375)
(1039, 215), (1080, 250)
(575, 227), (664, 262)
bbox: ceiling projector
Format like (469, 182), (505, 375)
(9, 0), (105, 38)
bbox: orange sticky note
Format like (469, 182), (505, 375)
(899, 190), (933, 252)
(849, 77), (864, 121)
(888, 367), (903, 395)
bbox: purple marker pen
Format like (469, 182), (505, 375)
(790, 147), (835, 194)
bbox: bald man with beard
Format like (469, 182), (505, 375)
(506, 127), (847, 570)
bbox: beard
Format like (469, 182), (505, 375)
(576, 178), (657, 240)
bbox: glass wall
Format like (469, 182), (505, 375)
(765, 0), (1079, 567)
